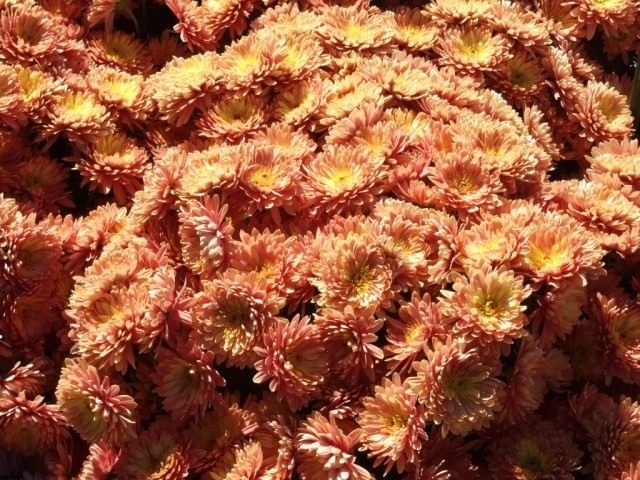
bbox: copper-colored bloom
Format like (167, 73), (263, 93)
(435, 26), (511, 73)
(587, 137), (640, 189)
(196, 93), (269, 142)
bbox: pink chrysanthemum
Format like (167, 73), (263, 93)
(587, 138), (640, 189)
(317, 6), (394, 55)
(196, 93), (269, 142)
(571, 0), (639, 39)
(391, 7), (439, 53)
(55, 358), (137, 445)
(75, 132), (150, 205)
(296, 412), (373, 480)
(85, 0), (138, 32)
(87, 31), (150, 74)
(272, 75), (325, 128)
(440, 266), (532, 345)
(87, 66), (150, 125)
(77, 442), (121, 480)
(357, 374), (427, 474)
(409, 338), (505, 436)
(178, 194), (233, 278)
(435, 26), (511, 74)
(0, 63), (25, 129)
(204, 441), (264, 480)
(254, 315), (328, 410)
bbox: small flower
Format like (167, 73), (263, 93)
(196, 93), (269, 142)
(86, 66), (150, 124)
(587, 137), (640, 189)
(408, 337), (505, 436)
(204, 441), (264, 480)
(571, 0), (639, 39)
(573, 81), (634, 143)
(435, 26), (511, 73)
(357, 374), (427, 474)
(77, 442), (121, 480)
(272, 75), (325, 127)
(218, 32), (275, 93)
(154, 347), (225, 420)
(85, 0), (138, 32)
(87, 31), (149, 74)
(488, 417), (582, 479)
(254, 315), (328, 410)
(0, 63), (25, 129)
(75, 132), (150, 205)
(440, 266), (532, 345)
(317, 6), (394, 55)
(178, 194), (234, 278)
(303, 145), (387, 217)
(296, 412), (373, 480)
(55, 358), (137, 445)
(177, 144), (240, 197)
(391, 7), (439, 53)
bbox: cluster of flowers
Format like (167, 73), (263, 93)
(1, 0), (640, 478)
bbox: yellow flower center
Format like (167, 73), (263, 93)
(613, 310), (640, 345)
(444, 373), (474, 400)
(248, 166), (278, 189)
(516, 439), (551, 474)
(527, 242), (570, 272)
(235, 53), (260, 75)
(452, 174), (476, 194)
(17, 69), (45, 102)
(103, 77), (140, 106)
(598, 95), (622, 123)
(344, 23), (369, 42)
(324, 165), (359, 192)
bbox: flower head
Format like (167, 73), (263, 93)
(317, 6), (394, 55)
(587, 138), (640, 189)
(196, 93), (269, 142)
(55, 358), (137, 445)
(435, 26), (511, 73)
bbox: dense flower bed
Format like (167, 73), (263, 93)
(1, 0), (640, 478)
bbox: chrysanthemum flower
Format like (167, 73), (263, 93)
(0, 63), (25, 129)
(197, 93), (269, 142)
(538, 0), (582, 39)
(75, 132), (149, 205)
(177, 144), (240, 198)
(154, 347), (225, 420)
(254, 416), (296, 480)
(251, 123), (317, 164)
(116, 422), (189, 480)
(518, 211), (604, 287)
(425, 0), (494, 26)
(587, 138), (640, 189)
(178, 194), (233, 278)
(0, 359), (49, 397)
(317, 6), (394, 55)
(358, 51), (433, 101)
(77, 442), (121, 480)
(192, 269), (282, 367)
(41, 90), (113, 146)
(87, 31), (150, 74)
(571, 0), (639, 39)
(572, 81), (634, 143)
(440, 266), (531, 345)
(55, 358), (137, 445)
(310, 231), (392, 311)
(591, 292), (640, 384)
(391, 7), (439, 53)
(409, 338), (505, 436)
(303, 145), (387, 217)
(272, 75), (325, 127)
(147, 30), (188, 69)
(217, 32), (275, 93)
(254, 315), (328, 410)
(147, 52), (219, 126)
(435, 26), (511, 73)
(12, 155), (74, 214)
(87, 66), (150, 124)
(426, 153), (505, 215)
(296, 412), (373, 480)
(543, 179), (640, 237)
(488, 417), (582, 479)
(357, 374), (426, 474)
(0, 392), (66, 454)
(14, 65), (57, 123)
(385, 291), (446, 374)
(204, 441), (264, 480)
(315, 306), (384, 383)
(85, 0), (138, 32)
(270, 32), (328, 83)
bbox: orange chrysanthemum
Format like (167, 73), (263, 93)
(357, 374), (427, 474)
(587, 138), (640, 189)
(196, 93), (269, 142)
(435, 26), (511, 73)
(391, 7), (439, 53)
(317, 6), (394, 55)
(87, 31), (149, 74)
(55, 358), (137, 445)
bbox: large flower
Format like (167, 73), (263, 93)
(357, 374), (426, 474)
(440, 266), (532, 345)
(254, 315), (328, 410)
(55, 358), (137, 445)
(409, 337), (505, 436)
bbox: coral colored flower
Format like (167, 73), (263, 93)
(591, 292), (640, 384)
(518, 212), (604, 287)
(87, 67), (150, 124)
(251, 123), (317, 164)
(272, 75), (325, 127)
(310, 232), (392, 311)
(409, 338), (505, 436)
(296, 412), (373, 480)
(14, 65), (57, 122)
(197, 93), (269, 142)
(254, 315), (328, 410)
(435, 26), (511, 73)
(0, 392), (66, 454)
(13, 155), (74, 214)
(41, 90), (113, 146)
(425, 0), (493, 25)
(488, 417), (582, 479)
(315, 306), (384, 383)
(270, 33), (328, 83)
(392, 7), (439, 53)
(205, 441), (264, 480)
(177, 144), (240, 197)
(359, 51), (434, 101)
(88, 31), (149, 74)
(147, 52), (219, 126)
(154, 347), (225, 420)
(587, 138), (640, 189)
(440, 266), (531, 345)
(218, 32), (275, 93)
(317, 6), (394, 55)
(178, 194), (233, 278)
(75, 132), (150, 205)
(385, 291), (446, 374)
(303, 145), (387, 217)
(77, 442), (120, 480)
(85, 0), (138, 31)
(55, 358), (137, 445)
(357, 374), (426, 474)
(0, 63), (25, 129)
(117, 423), (189, 480)
(192, 269), (282, 367)
(571, 0), (639, 39)
(573, 81), (634, 143)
